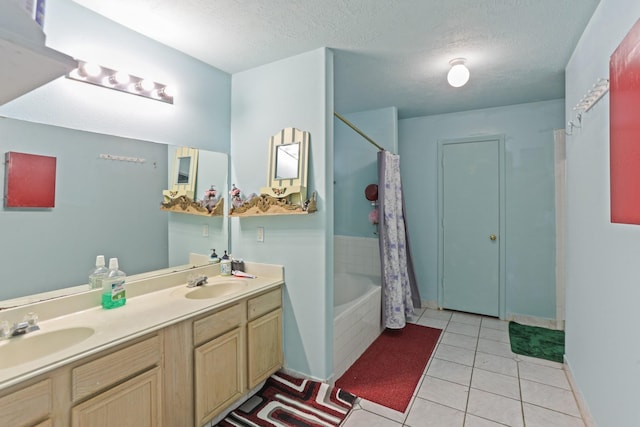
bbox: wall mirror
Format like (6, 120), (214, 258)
(177, 156), (192, 183)
(275, 142), (300, 180)
(0, 117), (229, 306)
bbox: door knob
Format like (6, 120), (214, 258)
(489, 234), (497, 241)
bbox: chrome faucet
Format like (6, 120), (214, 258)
(0, 312), (40, 339)
(186, 275), (208, 288)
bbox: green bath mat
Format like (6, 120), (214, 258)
(508, 322), (565, 363)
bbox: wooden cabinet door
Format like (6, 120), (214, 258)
(71, 367), (162, 427)
(0, 379), (51, 427)
(247, 308), (283, 389)
(194, 327), (245, 426)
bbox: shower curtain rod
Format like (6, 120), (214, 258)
(334, 111), (384, 151)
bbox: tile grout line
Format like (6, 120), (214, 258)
(516, 354), (527, 427)
(462, 317), (482, 426)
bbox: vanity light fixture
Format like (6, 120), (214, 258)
(66, 60), (174, 104)
(447, 58), (470, 88)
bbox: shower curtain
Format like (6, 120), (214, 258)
(378, 150), (421, 329)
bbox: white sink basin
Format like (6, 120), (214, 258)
(0, 327), (95, 369)
(184, 280), (249, 300)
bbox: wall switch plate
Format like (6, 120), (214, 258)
(257, 227), (264, 242)
(202, 224), (209, 237)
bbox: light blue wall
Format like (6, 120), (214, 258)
(0, 0), (231, 152)
(334, 107), (397, 237)
(230, 48), (334, 380)
(399, 99), (563, 319)
(564, 1), (640, 425)
(0, 118), (168, 300)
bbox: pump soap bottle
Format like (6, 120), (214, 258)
(102, 258), (126, 309)
(210, 249), (220, 264)
(220, 250), (231, 276)
(89, 255), (109, 290)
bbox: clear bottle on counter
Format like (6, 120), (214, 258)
(89, 255), (109, 290)
(102, 258), (126, 309)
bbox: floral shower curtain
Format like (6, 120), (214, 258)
(378, 150), (421, 329)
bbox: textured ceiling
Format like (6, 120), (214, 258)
(72, 0), (600, 119)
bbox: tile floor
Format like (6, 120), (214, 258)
(340, 308), (585, 427)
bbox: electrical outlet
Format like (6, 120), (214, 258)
(257, 227), (264, 242)
(202, 224), (209, 237)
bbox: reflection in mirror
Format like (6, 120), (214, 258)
(275, 143), (300, 180)
(0, 117), (229, 307)
(177, 156), (191, 184)
(167, 146), (229, 267)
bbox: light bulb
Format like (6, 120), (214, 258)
(161, 85), (175, 97)
(79, 62), (102, 78)
(138, 79), (155, 92)
(107, 71), (130, 86)
(447, 58), (470, 88)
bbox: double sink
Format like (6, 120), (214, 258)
(0, 277), (249, 370)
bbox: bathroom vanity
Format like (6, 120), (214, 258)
(0, 262), (284, 427)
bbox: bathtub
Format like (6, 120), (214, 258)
(333, 272), (383, 381)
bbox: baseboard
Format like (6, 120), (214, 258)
(279, 366), (327, 383)
(505, 313), (564, 330)
(422, 302), (565, 330)
(421, 299), (438, 309)
(564, 356), (596, 427)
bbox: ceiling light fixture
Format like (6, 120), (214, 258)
(66, 60), (174, 104)
(447, 58), (470, 88)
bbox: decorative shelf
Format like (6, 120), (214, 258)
(228, 193), (317, 217)
(161, 196), (224, 216)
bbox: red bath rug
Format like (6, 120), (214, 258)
(216, 371), (357, 426)
(335, 323), (441, 412)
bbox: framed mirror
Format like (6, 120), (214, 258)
(261, 127), (309, 205)
(164, 147), (198, 201)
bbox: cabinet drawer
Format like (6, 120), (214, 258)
(72, 335), (161, 402)
(72, 367), (162, 427)
(0, 379), (51, 427)
(194, 303), (242, 346)
(248, 287), (282, 320)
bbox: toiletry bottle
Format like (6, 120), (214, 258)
(102, 258), (126, 309)
(210, 249), (220, 264)
(220, 251), (231, 276)
(89, 255), (109, 290)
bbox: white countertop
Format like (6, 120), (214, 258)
(0, 262), (284, 390)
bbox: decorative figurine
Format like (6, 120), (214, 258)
(230, 184), (243, 208)
(204, 185), (217, 201)
(200, 185), (218, 213)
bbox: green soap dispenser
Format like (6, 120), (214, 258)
(102, 258), (126, 309)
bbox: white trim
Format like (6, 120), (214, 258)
(505, 313), (564, 330)
(421, 299), (439, 310)
(564, 356), (596, 427)
(554, 129), (567, 325)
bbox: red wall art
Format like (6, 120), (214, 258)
(610, 18), (640, 224)
(4, 151), (57, 208)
